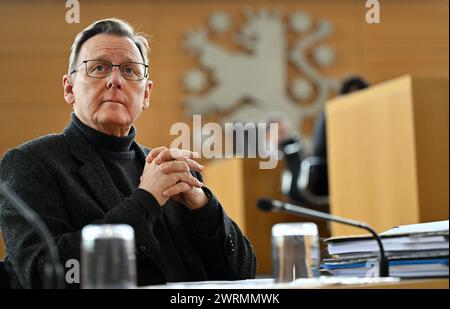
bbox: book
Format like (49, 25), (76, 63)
(325, 220), (449, 255)
(322, 258), (449, 278)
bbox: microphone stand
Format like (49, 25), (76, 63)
(0, 182), (64, 288)
(260, 199), (389, 277)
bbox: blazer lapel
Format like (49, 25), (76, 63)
(63, 122), (123, 212)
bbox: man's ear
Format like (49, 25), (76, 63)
(143, 80), (153, 110)
(63, 74), (75, 105)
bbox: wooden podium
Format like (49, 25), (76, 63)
(326, 75), (449, 236)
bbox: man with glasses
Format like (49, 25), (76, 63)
(0, 18), (256, 289)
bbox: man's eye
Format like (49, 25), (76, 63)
(93, 65), (106, 72)
(123, 66), (135, 74)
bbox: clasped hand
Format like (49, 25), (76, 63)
(138, 147), (209, 209)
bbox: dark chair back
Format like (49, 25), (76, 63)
(0, 261), (10, 289)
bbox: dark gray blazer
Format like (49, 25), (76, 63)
(0, 121), (256, 288)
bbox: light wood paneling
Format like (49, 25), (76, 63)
(412, 77), (449, 222)
(0, 1), (448, 156)
(203, 159), (246, 232)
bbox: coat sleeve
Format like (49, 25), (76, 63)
(183, 172), (257, 280)
(0, 148), (162, 289)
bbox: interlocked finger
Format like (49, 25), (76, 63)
(155, 149), (200, 164)
(162, 182), (193, 197)
(147, 146), (168, 163)
(160, 160), (190, 174)
(171, 172), (203, 188)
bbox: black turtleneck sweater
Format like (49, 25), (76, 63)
(71, 114), (220, 283)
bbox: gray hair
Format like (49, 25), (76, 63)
(68, 18), (150, 74)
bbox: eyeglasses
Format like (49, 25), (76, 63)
(70, 60), (148, 81)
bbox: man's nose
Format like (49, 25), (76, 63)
(106, 66), (124, 89)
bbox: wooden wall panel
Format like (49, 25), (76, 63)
(412, 77), (449, 222)
(1, 0), (448, 155)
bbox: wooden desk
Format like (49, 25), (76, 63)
(329, 278), (448, 289)
(147, 277), (449, 289)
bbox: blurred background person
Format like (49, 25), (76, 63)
(273, 76), (370, 212)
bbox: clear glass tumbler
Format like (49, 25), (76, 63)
(272, 222), (320, 282)
(81, 224), (137, 289)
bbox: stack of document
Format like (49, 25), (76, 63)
(321, 220), (449, 278)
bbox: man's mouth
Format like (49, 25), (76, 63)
(102, 100), (125, 105)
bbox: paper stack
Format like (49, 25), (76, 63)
(321, 220), (449, 278)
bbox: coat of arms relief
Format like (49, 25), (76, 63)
(183, 9), (340, 151)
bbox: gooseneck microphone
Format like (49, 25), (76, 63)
(257, 198), (389, 277)
(0, 182), (64, 288)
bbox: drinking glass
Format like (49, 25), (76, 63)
(272, 223), (320, 282)
(81, 224), (137, 289)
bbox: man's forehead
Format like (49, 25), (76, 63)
(79, 34), (142, 61)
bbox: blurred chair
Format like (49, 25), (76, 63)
(279, 131), (329, 210)
(297, 156), (329, 206)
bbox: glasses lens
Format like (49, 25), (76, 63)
(121, 62), (146, 80)
(86, 60), (112, 78)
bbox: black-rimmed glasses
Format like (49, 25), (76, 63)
(70, 60), (148, 81)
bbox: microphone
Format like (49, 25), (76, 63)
(0, 182), (64, 288)
(257, 198), (389, 277)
